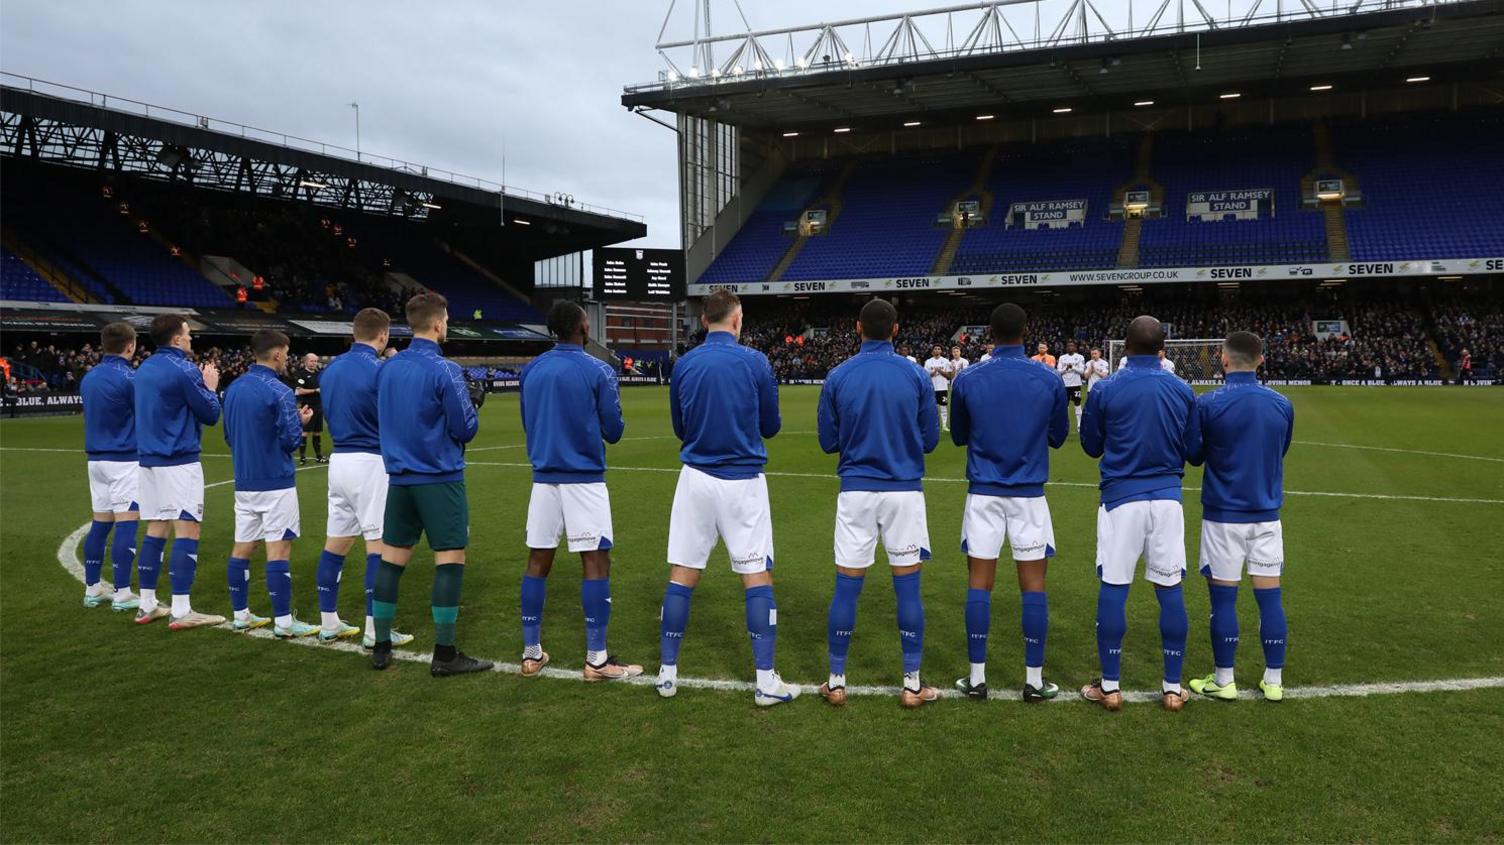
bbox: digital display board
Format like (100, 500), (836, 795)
(592, 247), (685, 301)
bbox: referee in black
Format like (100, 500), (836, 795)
(288, 352), (325, 464)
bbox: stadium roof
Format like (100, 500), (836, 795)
(1, 75), (646, 258)
(622, 0), (1504, 127)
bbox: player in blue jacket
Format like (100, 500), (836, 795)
(655, 289), (797, 706)
(1183, 331), (1295, 702)
(370, 293), (489, 676)
(315, 308), (412, 647)
(79, 322), (142, 611)
(949, 303), (1069, 702)
(222, 330), (317, 638)
(132, 314), (224, 629)
(817, 298), (942, 708)
(518, 301), (637, 681)
(1079, 315), (1197, 711)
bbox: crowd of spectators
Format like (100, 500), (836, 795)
(704, 290), (1489, 382)
(1431, 292), (1504, 380)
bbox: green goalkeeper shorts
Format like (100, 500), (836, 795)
(383, 481), (469, 551)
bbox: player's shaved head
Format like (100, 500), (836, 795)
(990, 302), (1026, 344)
(858, 298), (897, 341)
(1224, 330), (1264, 369)
(1125, 315), (1165, 355)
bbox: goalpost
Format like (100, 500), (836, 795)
(1108, 338), (1226, 383)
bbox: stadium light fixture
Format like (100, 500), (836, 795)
(297, 180), (327, 190)
(688, 66), (700, 78)
(420, 201), (441, 210)
(513, 218), (532, 226)
(976, 114), (995, 121)
(903, 120), (922, 127)
(833, 127), (851, 133)
(1310, 84), (1334, 91)
(732, 65), (744, 76)
(1134, 100), (1155, 107)
(667, 71), (679, 82)
(1052, 107), (1072, 114)
(1219, 92), (1242, 99)
(774, 59), (785, 70)
(782, 131), (800, 137)
(1406, 75), (1430, 83)
(1438, 275), (1462, 281)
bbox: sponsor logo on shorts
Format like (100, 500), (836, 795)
(730, 552), (765, 569)
(1248, 558), (1282, 569)
(887, 544), (922, 558)
(1147, 563), (1182, 578)
(567, 531), (598, 545)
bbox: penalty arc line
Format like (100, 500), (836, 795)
(54, 474), (1504, 704)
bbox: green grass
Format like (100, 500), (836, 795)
(3, 386), (1502, 843)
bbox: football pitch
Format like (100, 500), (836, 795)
(2, 385), (1501, 843)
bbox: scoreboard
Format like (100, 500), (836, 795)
(592, 247), (685, 301)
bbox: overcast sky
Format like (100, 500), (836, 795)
(0, 0), (955, 249)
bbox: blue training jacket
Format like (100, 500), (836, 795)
(375, 337), (478, 485)
(134, 346), (221, 467)
(670, 331), (780, 479)
(818, 339), (940, 492)
(81, 355), (136, 461)
(321, 343), (382, 455)
(520, 342), (625, 483)
(1184, 370), (1295, 523)
(1080, 354), (1195, 509)
(950, 344), (1069, 497)
(222, 363), (303, 492)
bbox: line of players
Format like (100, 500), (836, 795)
(920, 341), (1117, 435)
(78, 289), (1291, 708)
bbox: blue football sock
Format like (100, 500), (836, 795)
(364, 553), (381, 619)
(1096, 582), (1130, 682)
(137, 534), (166, 590)
(520, 574), (547, 648)
(964, 588), (991, 664)
(83, 520), (112, 587)
(167, 538), (199, 597)
(827, 572), (864, 676)
(110, 521), (137, 591)
(659, 581), (694, 666)
(1254, 587), (1287, 670)
(315, 550), (345, 613)
(226, 556), (251, 612)
(744, 585), (777, 671)
(582, 577), (611, 655)
(266, 560), (292, 618)
(893, 570), (925, 675)
(1157, 584), (1189, 685)
(1021, 590), (1048, 669)
(1208, 583), (1240, 671)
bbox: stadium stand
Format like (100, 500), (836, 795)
(0, 247), (68, 303)
(699, 162), (838, 285)
(1139, 124), (1328, 268)
(1338, 111), (1504, 262)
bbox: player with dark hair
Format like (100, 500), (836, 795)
(1184, 331), (1295, 702)
(818, 298), (942, 708)
(371, 293), (489, 675)
(923, 344), (953, 430)
(315, 308), (411, 645)
(656, 289), (797, 705)
(1056, 341), (1087, 431)
(949, 303), (1068, 701)
(518, 300), (637, 680)
(222, 330), (318, 637)
(1080, 315), (1196, 711)
(133, 314), (224, 629)
(79, 322), (142, 610)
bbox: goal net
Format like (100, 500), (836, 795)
(1108, 338), (1225, 383)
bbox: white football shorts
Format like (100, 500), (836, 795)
(137, 463), (205, 523)
(961, 493), (1056, 562)
(834, 489), (932, 569)
(526, 481), (614, 552)
(667, 466), (774, 574)
(88, 459), (140, 514)
(233, 488), (301, 543)
(326, 452), (388, 541)
(1199, 519), (1284, 581)
(1095, 499), (1186, 586)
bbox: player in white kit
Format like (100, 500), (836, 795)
(923, 345), (954, 430)
(1056, 341), (1087, 431)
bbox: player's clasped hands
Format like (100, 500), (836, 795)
(200, 361), (220, 391)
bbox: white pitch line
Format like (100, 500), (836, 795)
(1292, 440), (1504, 464)
(54, 512), (1504, 704)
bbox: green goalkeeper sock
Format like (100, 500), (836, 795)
(432, 563), (465, 659)
(372, 561), (406, 647)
